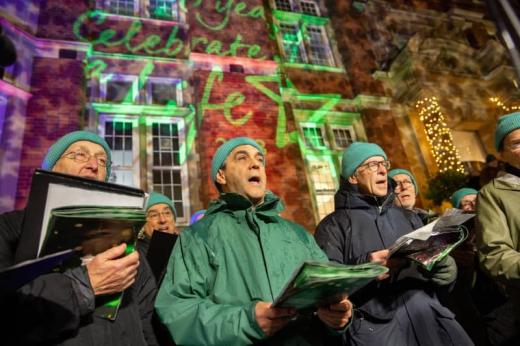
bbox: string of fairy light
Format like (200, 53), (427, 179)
(489, 97), (520, 112)
(416, 97), (465, 174)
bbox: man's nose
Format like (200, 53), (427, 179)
(250, 158), (261, 169)
(85, 156), (99, 169)
(158, 213), (167, 223)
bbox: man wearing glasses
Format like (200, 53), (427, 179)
(451, 188), (478, 212)
(388, 169), (432, 224)
(0, 131), (157, 345)
(315, 142), (470, 345)
(477, 111), (520, 344)
(138, 191), (178, 254)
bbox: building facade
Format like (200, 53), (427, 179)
(0, 0), (518, 229)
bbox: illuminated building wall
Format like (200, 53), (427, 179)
(1, 0), (518, 227)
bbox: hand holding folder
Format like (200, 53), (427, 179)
(13, 170), (148, 320)
(389, 210), (474, 270)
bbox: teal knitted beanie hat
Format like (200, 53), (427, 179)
(388, 168), (419, 195)
(495, 112), (520, 150)
(451, 187), (478, 208)
(211, 137), (265, 185)
(341, 142), (387, 179)
(146, 191), (176, 219)
(41, 130), (112, 181)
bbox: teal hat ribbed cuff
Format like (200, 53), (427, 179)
(211, 137), (265, 185)
(451, 188), (478, 208)
(146, 191), (177, 219)
(388, 168), (419, 195)
(495, 112), (520, 150)
(341, 142), (387, 179)
(41, 130), (112, 181)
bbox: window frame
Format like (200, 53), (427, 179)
(306, 157), (337, 222)
(299, 0), (320, 16)
(145, 77), (184, 106)
(274, 0), (321, 16)
(278, 22), (307, 64)
(96, 0), (180, 21)
(147, 0), (180, 21)
(304, 24), (335, 67)
(275, 19), (336, 67)
(274, 0), (295, 12)
(100, 74), (139, 104)
(329, 125), (357, 150)
(145, 116), (190, 225)
(104, 0), (139, 17)
(98, 114), (141, 187)
(300, 123), (329, 149)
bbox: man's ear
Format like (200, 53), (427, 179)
(348, 175), (358, 184)
(215, 169), (227, 186)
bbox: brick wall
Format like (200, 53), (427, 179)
(187, 0), (275, 60)
(193, 69), (316, 231)
(361, 108), (410, 170)
(15, 57), (86, 208)
(37, 0), (90, 40)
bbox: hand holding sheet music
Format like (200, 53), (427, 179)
(389, 210), (474, 270)
(272, 261), (387, 312)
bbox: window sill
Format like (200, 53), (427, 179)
(94, 10), (185, 26)
(90, 102), (194, 117)
(282, 63), (345, 73)
(273, 10), (329, 24)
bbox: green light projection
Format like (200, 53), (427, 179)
(78, 1), (357, 170)
(180, 0), (265, 31)
(73, 9), (267, 59)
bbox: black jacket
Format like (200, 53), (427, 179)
(315, 183), (473, 346)
(0, 210), (158, 345)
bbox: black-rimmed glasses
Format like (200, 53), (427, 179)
(359, 160), (391, 172)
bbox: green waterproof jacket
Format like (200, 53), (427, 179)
(155, 192), (333, 346)
(477, 172), (520, 293)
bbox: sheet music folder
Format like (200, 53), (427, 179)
(15, 169), (145, 264)
(146, 231), (178, 282)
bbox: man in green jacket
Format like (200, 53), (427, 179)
(477, 111), (520, 344)
(156, 137), (352, 345)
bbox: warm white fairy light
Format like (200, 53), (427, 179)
(490, 97), (520, 112)
(416, 97), (465, 174)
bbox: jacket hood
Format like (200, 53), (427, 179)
(334, 178), (395, 211)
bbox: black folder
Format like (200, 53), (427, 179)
(0, 249), (76, 291)
(146, 231), (178, 283)
(15, 169), (145, 264)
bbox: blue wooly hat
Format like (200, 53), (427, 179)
(388, 168), (419, 195)
(211, 137), (265, 186)
(451, 188), (478, 208)
(41, 130), (112, 181)
(146, 191), (177, 220)
(341, 142), (387, 179)
(495, 112), (520, 150)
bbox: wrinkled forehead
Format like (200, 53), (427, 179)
(226, 144), (264, 160)
(505, 128), (520, 144)
(65, 140), (107, 156)
(147, 203), (172, 213)
(461, 194), (477, 200)
(392, 173), (411, 182)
